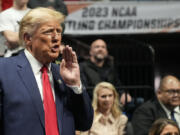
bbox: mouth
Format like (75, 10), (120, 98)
(51, 45), (60, 53)
(171, 98), (180, 103)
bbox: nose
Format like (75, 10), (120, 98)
(105, 96), (110, 101)
(174, 92), (178, 96)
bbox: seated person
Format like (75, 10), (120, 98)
(80, 39), (132, 105)
(132, 75), (180, 135)
(149, 118), (180, 135)
(80, 82), (128, 135)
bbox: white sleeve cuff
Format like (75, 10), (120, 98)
(67, 82), (83, 94)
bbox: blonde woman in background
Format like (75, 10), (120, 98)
(81, 82), (128, 135)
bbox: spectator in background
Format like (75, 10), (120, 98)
(132, 75), (180, 135)
(80, 82), (128, 135)
(0, 0), (30, 57)
(28, 0), (68, 16)
(80, 39), (131, 105)
(149, 118), (180, 135)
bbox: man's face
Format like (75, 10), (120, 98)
(26, 20), (62, 65)
(158, 79), (180, 109)
(90, 40), (108, 61)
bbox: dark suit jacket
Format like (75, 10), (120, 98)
(0, 52), (93, 135)
(131, 96), (168, 135)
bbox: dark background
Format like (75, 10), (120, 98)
(63, 33), (180, 102)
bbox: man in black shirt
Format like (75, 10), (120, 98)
(80, 39), (131, 104)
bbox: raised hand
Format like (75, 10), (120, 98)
(60, 45), (80, 87)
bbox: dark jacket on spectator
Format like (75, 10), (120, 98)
(131, 96), (167, 135)
(80, 57), (122, 99)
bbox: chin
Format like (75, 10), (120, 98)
(50, 52), (59, 58)
(46, 55), (58, 63)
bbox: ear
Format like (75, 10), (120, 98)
(24, 33), (32, 45)
(157, 89), (162, 97)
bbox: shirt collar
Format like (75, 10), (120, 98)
(95, 112), (115, 125)
(24, 49), (51, 74)
(174, 106), (180, 114)
(159, 100), (180, 115)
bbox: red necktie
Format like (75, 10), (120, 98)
(41, 66), (59, 135)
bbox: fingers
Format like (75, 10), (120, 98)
(72, 51), (78, 63)
(62, 45), (72, 65)
(62, 45), (78, 64)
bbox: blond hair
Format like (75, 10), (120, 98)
(92, 82), (122, 118)
(19, 7), (65, 47)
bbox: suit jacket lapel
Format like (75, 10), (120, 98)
(154, 97), (168, 118)
(15, 52), (65, 133)
(51, 64), (65, 135)
(16, 52), (45, 128)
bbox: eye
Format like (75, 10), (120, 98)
(57, 28), (62, 34)
(42, 29), (53, 35)
(94, 45), (100, 49)
(164, 133), (171, 135)
(101, 95), (106, 98)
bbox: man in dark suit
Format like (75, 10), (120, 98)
(0, 7), (93, 135)
(132, 75), (180, 135)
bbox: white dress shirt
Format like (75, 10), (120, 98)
(24, 49), (82, 101)
(160, 101), (180, 128)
